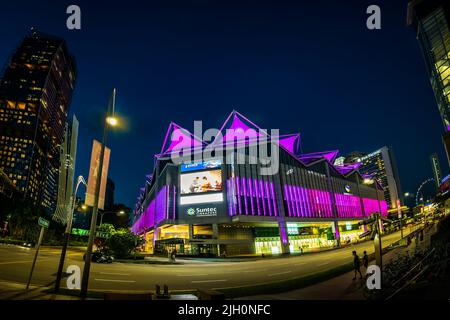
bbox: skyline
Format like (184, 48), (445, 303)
(0, 0), (445, 209)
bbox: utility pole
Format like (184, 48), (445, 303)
(54, 176), (86, 292)
(80, 89), (117, 298)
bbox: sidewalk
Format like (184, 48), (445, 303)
(0, 280), (92, 300)
(237, 231), (429, 300)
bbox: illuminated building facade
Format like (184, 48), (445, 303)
(430, 153), (443, 189)
(53, 115), (78, 224)
(408, 0), (450, 165)
(131, 111), (387, 256)
(0, 30), (76, 212)
(345, 147), (403, 209)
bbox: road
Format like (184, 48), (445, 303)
(0, 227), (417, 293)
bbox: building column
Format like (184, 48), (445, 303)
(188, 224), (194, 239)
(325, 164), (340, 246)
(212, 224), (220, 257)
(278, 219), (290, 254)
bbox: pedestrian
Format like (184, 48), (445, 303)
(352, 250), (362, 280)
(171, 248), (177, 262)
(362, 250), (369, 273)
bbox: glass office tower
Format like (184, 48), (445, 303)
(408, 0), (450, 164)
(0, 29), (76, 212)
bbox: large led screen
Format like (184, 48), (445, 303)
(180, 169), (222, 195)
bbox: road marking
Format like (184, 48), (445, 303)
(94, 279), (136, 283)
(191, 279), (227, 283)
(99, 272), (131, 276)
(268, 271), (292, 277)
(177, 274), (209, 277)
(0, 259), (48, 265)
(243, 269), (267, 273)
(316, 261), (330, 266)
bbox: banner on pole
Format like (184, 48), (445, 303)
(85, 139), (110, 210)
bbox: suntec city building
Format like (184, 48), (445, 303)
(131, 111), (388, 256)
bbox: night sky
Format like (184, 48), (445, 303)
(0, 0), (445, 208)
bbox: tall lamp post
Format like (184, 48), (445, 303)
(99, 210), (125, 226)
(80, 89), (119, 298)
(54, 175), (86, 292)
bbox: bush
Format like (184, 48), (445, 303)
(106, 228), (143, 259)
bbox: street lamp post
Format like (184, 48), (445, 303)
(99, 210), (125, 225)
(54, 175), (86, 292)
(80, 89), (118, 298)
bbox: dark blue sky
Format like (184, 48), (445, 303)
(0, 0), (445, 208)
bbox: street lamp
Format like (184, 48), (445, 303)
(99, 209), (126, 225)
(55, 175), (87, 292)
(80, 88), (119, 298)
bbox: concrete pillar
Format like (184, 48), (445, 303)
(188, 224), (194, 239)
(325, 164), (340, 246)
(332, 220), (340, 247)
(212, 224), (220, 257)
(278, 219), (290, 254)
(187, 224), (194, 255)
(212, 224), (219, 238)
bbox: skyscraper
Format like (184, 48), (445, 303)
(407, 0), (450, 165)
(430, 152), (443, 188)
(0, 29), (76, 212)
(347, 147), (403, 208)
(53, 115), (79, 224)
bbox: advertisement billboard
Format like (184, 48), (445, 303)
(180, 170), (222, 195)
(179, 160), (224, 209)
(85, 139), (110, 210)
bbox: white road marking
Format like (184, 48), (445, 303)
(94, 278), (136, 283)
(316, 261), (331, 266)
(191, 279), (227, 283)
(268, 271), (292, 277)
(0, 259), (48, 265)
(99, 272), (131, 276)
(242, 269), (267, 273)
(177, 274), (209, 277)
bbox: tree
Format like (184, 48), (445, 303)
(106, 228), (143, 259)
(97, 223), (115, 234)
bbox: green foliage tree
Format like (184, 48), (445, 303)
(97, 223), (115, 234)
(105, 228), (143, 259)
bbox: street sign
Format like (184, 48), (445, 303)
(38, 217), (50, 229)
(71, 228), (110, 238)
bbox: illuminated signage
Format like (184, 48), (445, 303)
(185, 206), (218, 217)
(287, 223), (299, 235)
(180, 160), (222, 173)
(180, 193), (223, 205)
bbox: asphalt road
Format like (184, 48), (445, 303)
(0, 227), (418, 293)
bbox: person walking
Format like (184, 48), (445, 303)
(352, 250), (362, 280)
(171, 248), (177, 262)
(362, 250), (369, 274)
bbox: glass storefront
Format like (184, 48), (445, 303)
(338, 221), (364, 244)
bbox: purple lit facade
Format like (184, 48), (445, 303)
(132, 111), (388, 256)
